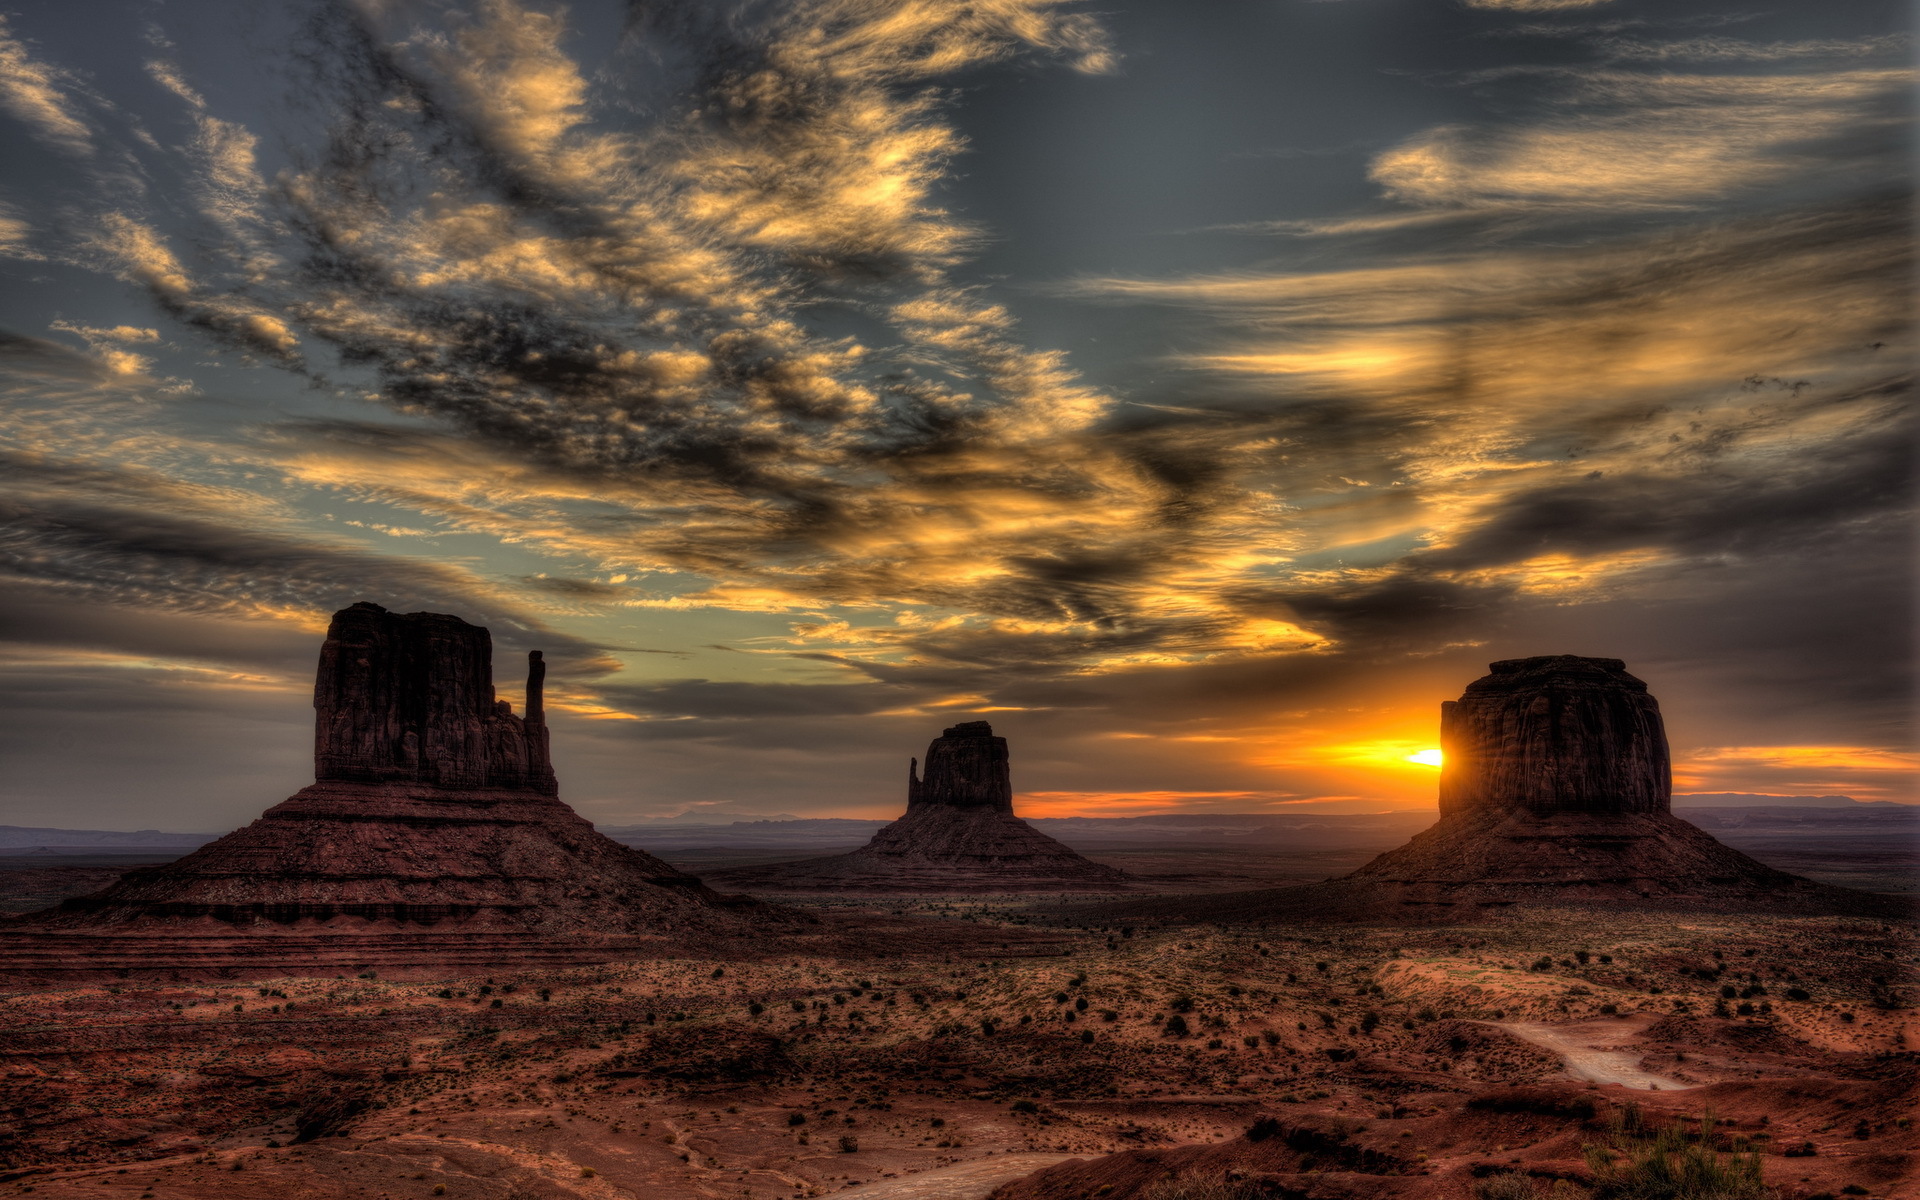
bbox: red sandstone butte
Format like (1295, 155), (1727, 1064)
(0, 603), (784, 982)
(1084, 655), (1911, 923)
(708, 721), (1135, 893)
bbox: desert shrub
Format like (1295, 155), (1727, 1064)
(1468, 1090), (1595, 1120)
(1011, 1100), (1040, 1114)
(1164, 1015), (1191, 1037)
(1141, 1172), (1267, 1200)
(1478, 1173), (1539, 1200)
(1584, 1112), (1774, 1200)
(838, 1135), (858, 1153)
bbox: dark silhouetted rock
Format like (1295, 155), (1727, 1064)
(1440, 656), (1668, 817)
(709, 722), (1134, 893)
(907, 721), (1013, 813)
(1080, 655), (1908, 923)
(315, 602), (555, 793)
(0, 603), (790, 981)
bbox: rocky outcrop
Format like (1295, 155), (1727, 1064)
(0, 603), (788, 981)
(1081, 655), (1907, 923)
(1440, 656), (1668, 817)
(707, 722), (1134, 893)
(315, 602), (554, 793)
(907, 721), (1014, 812)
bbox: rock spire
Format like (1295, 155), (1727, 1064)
(708, 722), (1133, 893)
(907, 721), (1014, 813)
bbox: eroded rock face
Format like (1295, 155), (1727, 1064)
(1438, 655), (1670, 817)
(906, 721), (1013, 813)
(315, 602), (555, 793)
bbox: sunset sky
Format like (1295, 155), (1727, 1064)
(0, 0), (1910, 832)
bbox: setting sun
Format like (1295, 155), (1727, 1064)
(1407, 749), (1444, 767)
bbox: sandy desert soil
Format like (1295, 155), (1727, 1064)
(0, 902), (1912, 1200)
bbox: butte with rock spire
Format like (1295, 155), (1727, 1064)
(708, 721), (1135, 893)
(0, 602), (786, 982)
(1091, 654), (1908, 923)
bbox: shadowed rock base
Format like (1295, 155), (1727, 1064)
(1081, 807), (1913, 924)
(0, 782), (784, 983)
(710, 803), (1135, 893)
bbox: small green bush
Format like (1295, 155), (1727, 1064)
(1584, 1112), (1774, 1200)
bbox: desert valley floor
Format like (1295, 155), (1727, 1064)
(2, 900), (1913, 1200)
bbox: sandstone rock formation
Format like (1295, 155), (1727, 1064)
(1087, 655), (1907, 922)
(1439, 656), (1671, 817)
(0, 603), (783, 981)
(707, 722), (1134, 893)
(314, 602), (555, 793)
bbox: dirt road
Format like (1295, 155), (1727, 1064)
(1491, 1019), (1694, 1090)
(828, 1153), (1082, 1200)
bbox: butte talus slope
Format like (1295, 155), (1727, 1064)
(0, 603), (785, 981)
(1090, 655), (1910, 923)
(707, 721), (1135, 893)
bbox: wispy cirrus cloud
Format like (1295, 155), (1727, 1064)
(0, 15), (94, 155)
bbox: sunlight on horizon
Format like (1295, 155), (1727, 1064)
(1407, 749), (1444, 767)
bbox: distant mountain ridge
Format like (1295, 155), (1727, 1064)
(0, 827), (222, 850)
(3, 794), (1902, 854)
(1673, 793), (1886, 807)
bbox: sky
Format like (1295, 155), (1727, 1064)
(0, 0), (1911, 832)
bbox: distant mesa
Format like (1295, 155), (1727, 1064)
(0, 602), (787, 981)
(1088, 655), (1910, 923)
(705, 721), (1135, 893)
